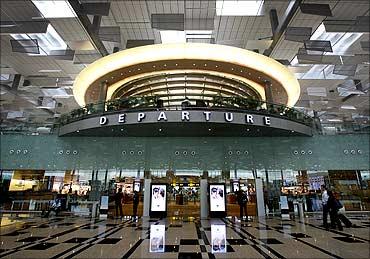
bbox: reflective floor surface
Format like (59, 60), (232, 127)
(0, 213), (369, 258)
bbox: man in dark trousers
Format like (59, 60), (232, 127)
(237, 190), (248, 221)
(132, 191), (139, 219)
(115, 188), (124, 218)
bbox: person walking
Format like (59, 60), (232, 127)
(114, 188), (124, 218)
(237, 190), (248, 221)
(327, 191), (343, 231)
(321, 185), (329, 229)
(132, 191), (139, 219)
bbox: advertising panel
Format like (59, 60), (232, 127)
(150, 184), (167, 212)
(209, 184), (226, 212)
(134, 181), (140, 192)
(233, 182), (239, 192)
(100, 195), (109, 210)
(211, 224), (226, 253)
(149, 225), (165, 253)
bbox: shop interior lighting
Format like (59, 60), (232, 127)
(160, 31), (186, 44)
(216, 0), (264, 16)
(31, 0), (77, 18)
(11, 24), (68, 56)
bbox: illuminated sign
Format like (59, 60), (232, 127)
(150, 184), (167, 212)
(211, 224), (226, 253)
(150, 225), (165, 253)
(209, 184), (226, 212)
(134, 181), (140, 192)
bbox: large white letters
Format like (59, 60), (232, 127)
(203, 111), (211, 121)
(118, 114), (126, 123)
(99, 116), (108, 125)
(157, 111), (167, 121)
(264, 116), (271, 125)
(224, 112), (233, 122)
(246, 114), (254, 124)
(181, 111), (190, 121)
(138, 113), (146, 122)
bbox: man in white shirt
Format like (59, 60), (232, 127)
(321, 185), (329, 229)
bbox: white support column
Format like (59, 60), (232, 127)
(255, 178), (265, 218)
(200, 179), (208, 219)
(143, 178), (151, 217)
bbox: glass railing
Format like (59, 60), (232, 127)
(57, 96), (314, 127)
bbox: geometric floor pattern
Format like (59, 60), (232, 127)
(0, 213), (369, 258)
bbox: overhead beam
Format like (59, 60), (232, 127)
(67, 0), (109, 56)
(264, 0), (302, 57)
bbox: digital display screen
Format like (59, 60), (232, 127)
(100, 196), (109, 210)
(150, 184), (166, 212)
(233, 182), (239, 192)
(134, 182), (140, 192)
(211, 224), (226, 253)
(209, 184), (226, 212)
(149, 225), (165, 253)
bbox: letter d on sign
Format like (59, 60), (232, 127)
(100, 116), (108, 125)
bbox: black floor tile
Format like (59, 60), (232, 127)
(169, 224), (183, 227)
(164, 245), (180, 252)
(149, 220), (158, 222)
(202, 227), (211, 231)
(350, 225), (365, 228)
(82, 225), (99, 229)
(17, 236), (45, 242)
(259, 238), (283, 244)
(255, 226), (272, 230)
(332, 236), (364, 243)
(135, 227), (149, 230)
(127, 224), (138, 227)
(180, 239), (199, 245)
(25, 243), (58, 250)
(227, 245), (235, 252)
(227, 239), (248, 245)
(57, 223), (74, 226)
(200, 245), (207, 252)
(64, 237), (90, 243)
(1, 231), (25, 236)
(290, 233), (311, 238)
(178, 252), (202, 259)
(33, 224), (50, 228)
(105, 224), (119, 227)
(97, 238), (121, 244)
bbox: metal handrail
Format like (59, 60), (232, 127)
(58, 96), (314, 127)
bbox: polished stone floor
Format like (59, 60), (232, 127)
(0, 213), (369, 259)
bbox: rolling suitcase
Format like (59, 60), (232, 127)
(338, 213), (352, 228)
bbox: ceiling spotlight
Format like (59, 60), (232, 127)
(159, 128), (162, 132)
(208, 128), (211, 131)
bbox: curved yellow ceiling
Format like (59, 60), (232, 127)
(73, 43), (300, 107)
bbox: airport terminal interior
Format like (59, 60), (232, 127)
(0, 0), (369, 258)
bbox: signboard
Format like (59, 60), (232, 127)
(100, 195), (109, 210)
(209, 184), (226, 212)
(280, 195), (290, 220)
(233, 182), (239, 192)
(150, 225), (165, 253)
(211, 224), (226, 253)
(150, 184), (167, 217)
(134, 181), (141, 192)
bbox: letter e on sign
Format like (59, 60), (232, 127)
(264, 117), (271, 125)
(118, 114), (126, 123)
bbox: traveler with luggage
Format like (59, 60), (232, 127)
(327, 190), (343, 231)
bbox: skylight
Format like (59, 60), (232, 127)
(11, 24), (67, 56)
(160, 31), (186, 44)
(310, 23), (363, 55)
(32, 0), (76, 18)
(216, 0), (264, 16)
